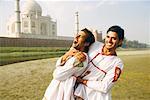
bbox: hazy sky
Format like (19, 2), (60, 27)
(0, 0), (149, 44)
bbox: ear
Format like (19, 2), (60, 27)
(84, 42), (90, 46)
(118, 39), (123, 46)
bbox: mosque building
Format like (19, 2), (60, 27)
(6, 0), (59, 39)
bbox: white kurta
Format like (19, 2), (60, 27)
(43, 53), (88, 100)
(74, 41), (124, 100)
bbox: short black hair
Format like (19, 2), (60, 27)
(81, 28), (95, 53)
(107, 25), (124, 40)
(81, 28), (95, 45)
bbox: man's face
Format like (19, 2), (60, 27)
(105, 31), (121, 50)
(72, 31), (88, 51)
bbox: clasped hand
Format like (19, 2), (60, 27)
(61, 48), (86, 66)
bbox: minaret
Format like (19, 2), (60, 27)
(15, 0), (21, 37)
(75, 11), (79, 36)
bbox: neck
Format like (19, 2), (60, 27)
(102, 46), (116, 56)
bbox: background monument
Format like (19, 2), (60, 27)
(7, 0), (57, 39)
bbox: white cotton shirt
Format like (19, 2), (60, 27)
(74, 41), (124, 100)
(42, 53), (88, 100)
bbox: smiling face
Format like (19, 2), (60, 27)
(104, 31), (122, 50)
(72, 31), (88, 51)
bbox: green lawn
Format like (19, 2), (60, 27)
(112, 54), (150, 100)
(0, 47), (68, 65)
(0, 51), (149, 100)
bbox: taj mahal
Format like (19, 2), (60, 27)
(2, 0), (102, 47)
(6, 0), (73, 40)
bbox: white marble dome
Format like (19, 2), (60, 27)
(22, 0), (42, 15)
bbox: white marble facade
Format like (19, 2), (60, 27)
(7, 0), (57, 39)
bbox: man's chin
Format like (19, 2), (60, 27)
(105, 45), (113, 49)
(72, 44), (76, 48)
(74, 47), (78, 50)
(72, 44), (79, 49)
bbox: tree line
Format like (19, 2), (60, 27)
(102, 37), (149, 48)
(122, 38), (149, 48)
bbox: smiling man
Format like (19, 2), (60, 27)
(42, 28), (95, 100)
(104, 26), (124, 55)
(74, 25), (125, 100)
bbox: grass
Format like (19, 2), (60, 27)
(0, 47), (68, 53)
(112, 54), (150, 100)
(0, 50), (150, 100)
(0, 58), (57, 100)
(0, 47), (69, 65)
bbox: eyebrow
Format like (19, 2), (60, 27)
(106, 35), (117, 39)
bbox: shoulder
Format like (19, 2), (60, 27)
(114, 57), (124, 70)
(88, 41), (104, 53)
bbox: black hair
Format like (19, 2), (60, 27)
(107, 25), (124, 41)
(81, 28), (95, 52)
(81, 28), (95, 45)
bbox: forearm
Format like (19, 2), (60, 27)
(53, 68), (75, 81)
(85, 80), (114, 93)
(77, 74), (114, 93)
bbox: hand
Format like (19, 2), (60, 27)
(65, 48), (79, 56)
(76, 76), (87, 85)
(60, 48), (79, 65)
(74, 52), (86, 62)
(76, 76), (83, 83)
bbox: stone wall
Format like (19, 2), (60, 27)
(0, 37), (73, 47)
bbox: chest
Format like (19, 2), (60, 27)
(81, 54), (116, 81)
(89, 52), (116, 71)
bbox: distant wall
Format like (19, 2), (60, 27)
(0, 37), (73, 47)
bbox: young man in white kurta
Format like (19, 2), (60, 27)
(74, 25), (124, 100)
(42, 28), (95, 100)
(74, 41), (123, 100)
(43, 52), (88, 100)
